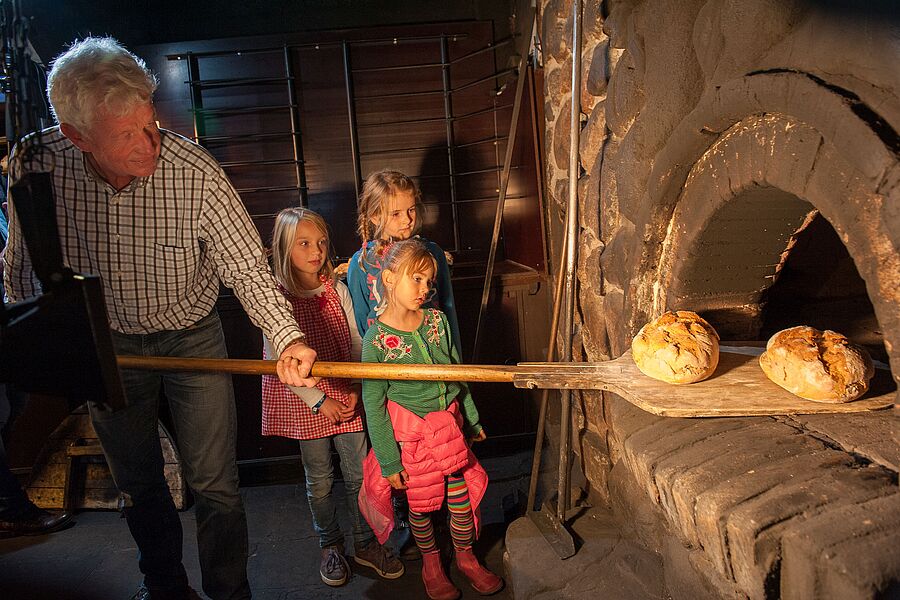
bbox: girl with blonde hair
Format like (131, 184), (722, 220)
(347, 169), (461, 352)
(358, 238), (503, 600)
(262, 207), (403, 587)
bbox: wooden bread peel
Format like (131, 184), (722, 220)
(116, 349), (894, 418)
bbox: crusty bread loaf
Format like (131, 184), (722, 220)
(758, 326), (874, 403)
(632, 311), (720, 384)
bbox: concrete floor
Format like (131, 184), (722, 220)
(505, 507), (670, 600)
(0, 453), (531, 600)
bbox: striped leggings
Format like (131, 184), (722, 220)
(407, 474), (474, 552)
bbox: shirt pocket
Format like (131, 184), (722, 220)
(148, 243), (191, 290)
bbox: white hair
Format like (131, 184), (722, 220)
(47, 36), (158, 131)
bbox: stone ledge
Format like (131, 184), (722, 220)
(780, 412), (900, 472)
(781, 493), (900, 600)
(605, 393), (900, 600)
(726, 464), (895, 599)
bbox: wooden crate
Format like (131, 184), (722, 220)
(26, 405), (187, 510)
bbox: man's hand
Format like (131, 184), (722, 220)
(277, 340), (318, 387)
(470, 429), (487, 443)
(386, 470), (409, 490)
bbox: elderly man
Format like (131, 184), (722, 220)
(4, 37), (317, 600)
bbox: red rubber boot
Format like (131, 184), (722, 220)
(421, 550), (460, 600)
(455, 548), (504, 595)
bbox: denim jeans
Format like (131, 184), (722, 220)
(0, 383), (29, 517)
(298, 431), (374, 549)
(89, 311), (250, 600)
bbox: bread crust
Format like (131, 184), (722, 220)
(632, 311), (720, 384)
(758, 326), (874, 403)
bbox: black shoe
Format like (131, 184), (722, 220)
(0, 503), (73, 538)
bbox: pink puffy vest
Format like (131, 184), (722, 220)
(358, 400), (488, 544)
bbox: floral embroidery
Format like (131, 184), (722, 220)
(425, 309), (445, 346)
(371, 326), (413, 360)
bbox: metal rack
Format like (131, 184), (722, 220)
(167, 30), (524, 257)
(344, 34), (520, 254)
(178, 46), (309, 204)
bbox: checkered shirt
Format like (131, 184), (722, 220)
(261, 278), (363, 440)
(3, 127), (302, 354)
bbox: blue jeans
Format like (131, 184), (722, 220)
(89, 311), (249, 600)
(299, 431), (374, 549)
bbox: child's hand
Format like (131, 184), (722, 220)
(319, 397), (345, 425)
(386, 470), (409, 490)
(342, 384), (362, 420)
(470, 429), (487, 443)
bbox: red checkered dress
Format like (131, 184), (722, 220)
(261, 278), (364, 440)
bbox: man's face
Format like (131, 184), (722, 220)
(66, 102), (161, 189)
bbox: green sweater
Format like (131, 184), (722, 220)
(362, 308), (482, 476)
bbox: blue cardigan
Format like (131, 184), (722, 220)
(347, 237), (461, 354)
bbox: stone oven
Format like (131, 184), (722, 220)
(539, 1), (900, 598)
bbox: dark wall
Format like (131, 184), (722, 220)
(25, 0), (519, 64)
(9, 1), (548, 465)
(8, 0), (546, 465)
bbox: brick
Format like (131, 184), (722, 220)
(787, 412), (900, 472)
(819, 529), (900, 599)
(727, 466), (896, 600)
(694, 449), (852, 580)
(652, 421), (814, 543)
(604, 393), (660, 448)
(619, 416), (698, 480)
(623, 417), (750, 502)
(781, 493), (900, 600)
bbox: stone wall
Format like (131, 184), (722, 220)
(539, 1), (900, 598)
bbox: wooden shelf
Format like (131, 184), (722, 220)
(514, 348), (895, 418)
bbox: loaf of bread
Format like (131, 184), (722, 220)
(632, 311), (720, 384)
(758, 326), (874, 402)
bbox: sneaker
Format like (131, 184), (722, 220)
(354, 538), (405, 579)
(320, 545), (349, 587)
(129, 586), (151, 600)
(128, 584), (202, 600)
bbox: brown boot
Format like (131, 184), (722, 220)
(354, 538), (404, 579)
(421, 550), (460, 600)
(455, 547), (503, 595)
